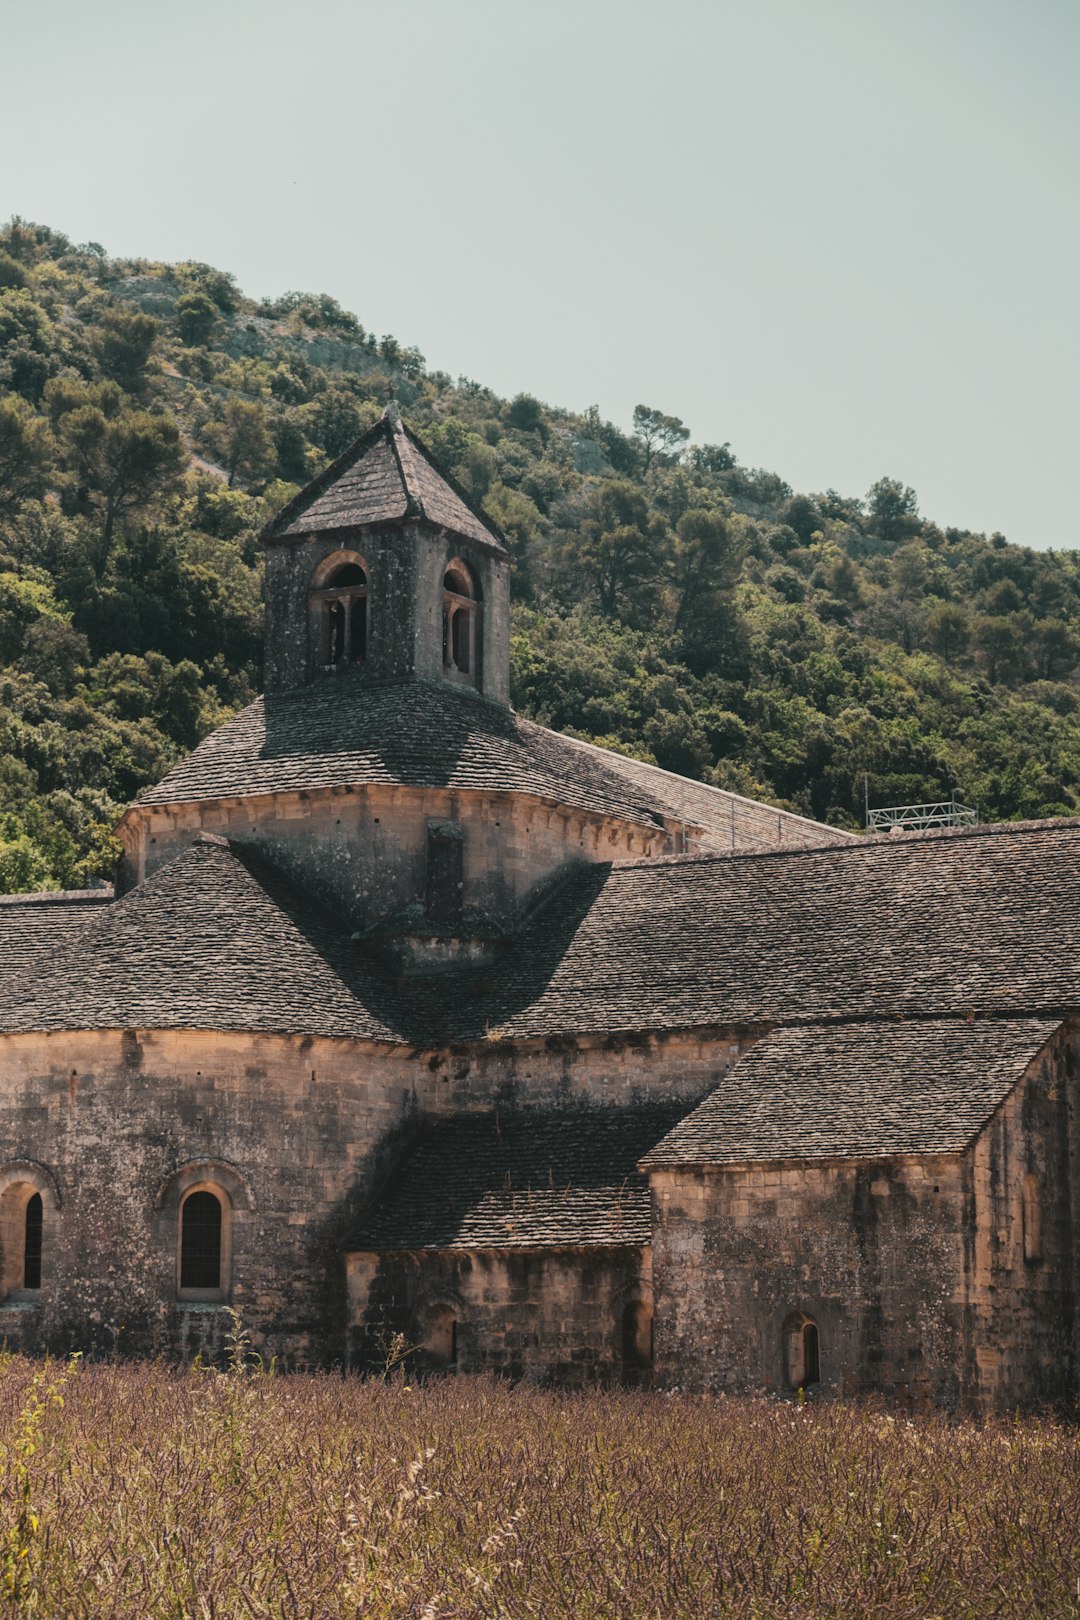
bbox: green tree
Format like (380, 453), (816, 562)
(92, 308), (159, 391)
(577, 480), (669, 621)
(61, 407), (187, 572)
(632, 404), (690, 471)
(0, 398), (52, 513)
(175, 290), (220, 347)
(206, 398), (274, 488)
(866, 477), (919, 545)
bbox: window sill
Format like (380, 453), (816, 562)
(177, 1299), (231, 1313)
(0, 1295), (41, 1311)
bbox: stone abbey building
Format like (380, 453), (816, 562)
(1, 410), (1079, 1409)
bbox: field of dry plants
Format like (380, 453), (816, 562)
(0, 1345), (1075, 1619)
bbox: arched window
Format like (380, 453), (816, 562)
(1023, 1174), (1042, 1263)
(784, 1311), (821, 1391)
(621, 1300), (653, 1385)
(157, 1160), (250, 1306)
(442, 561), (481, 684)
(0, 1167), (56, 1301)
(313, 559), (367, 668)
(178, 1186), (228, 1300)
(23, 1195), (42, 1292)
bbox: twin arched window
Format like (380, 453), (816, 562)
(314, 560), (368, 668)
(310, 554), (483, 686)
(443, 562), (481, 680)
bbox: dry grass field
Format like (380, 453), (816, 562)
(0, 1344), (1075, 1618)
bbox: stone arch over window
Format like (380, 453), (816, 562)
(311, 549), (369, 669)
(783, 1310), (821, 1391)
(155, 1161), (253, 1305)
(1022, 1173), (1042, 1263)
(442, 559), (482, 685)
(620, 1298), (653, 1386)
(0, 1162), (59, 1301)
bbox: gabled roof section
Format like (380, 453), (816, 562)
(0, 836), (407, 1043)
(462, 818), (1080, 1040)
(261, 413), (506, 552)
(349, 1104), (690, 1252)
(641, 1018), (1060, 1167)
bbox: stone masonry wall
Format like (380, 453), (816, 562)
(959, 1025), (1079, 1409)
(126, 785), (680, 939)
(651, 1155), (970, 1405)
(345, 1246), (651, 1386)
(650, 1028), (1080, 1411)
(263, 522), (510, 703)
(0, 1025), (748, 1367)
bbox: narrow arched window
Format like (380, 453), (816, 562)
(180, 1189), (223, 1291)
(1023, 1174), (1042, 1263)
(314, 560), (368, 668)
(784, 1311), (821, 1390)
(442, 562), (481, 684)
(22, 1195), (42, 1291)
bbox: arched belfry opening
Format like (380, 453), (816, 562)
(442, 560), (481, 685)
(312, 557), (368, 669)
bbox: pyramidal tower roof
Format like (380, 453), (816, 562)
(261, 408), (506, 551)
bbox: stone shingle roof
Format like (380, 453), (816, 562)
(641, 1018), (1059, 1166)
(557, 736), (855, 853)
(261, 415), (505, 551)
(0, 890), (113, 985)
(0, 838), (405, 1043)
(135, 677), (692, 833)
(350, 1105), (688, 1251)
(471, 819), (1080, 1040)
(4, 820), (1080, 1058)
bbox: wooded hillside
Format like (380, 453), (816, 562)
(1, 217), (1077, 891)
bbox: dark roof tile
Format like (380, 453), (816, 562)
(641, 1018), (1059, 1165)
(262, 416), (504, 550)
(350, 1105), (688, 1251)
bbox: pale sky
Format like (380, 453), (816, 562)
(4, 0), (1078, 547)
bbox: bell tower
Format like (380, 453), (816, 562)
(260, 409), (510, 703)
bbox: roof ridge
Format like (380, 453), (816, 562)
(603, 814), (1080, 872)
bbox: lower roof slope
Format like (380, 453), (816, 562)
(2, 819), (1080, 1050)
(641, 1018), (1059, 1167)
(0, 836), (406, 1043)
(0, 890), (114, 988)
(350, 1104), (689, 1251)
(468, 818), (1080, 1040)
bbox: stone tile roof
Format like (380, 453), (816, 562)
(641, 1018), (1059, 1166)
(350, 1105), (688, 1251)
(472, 820), (1080, 1040)
(557, 736), (854, 853)
(0, 890), (114, 986)
(4, 820), (1080, 1058)
(262, 415), (505, 551)
(0, 837), (406, 1043)
(135, 676), (692, 833)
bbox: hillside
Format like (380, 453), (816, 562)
(1, 216), (1078, 891)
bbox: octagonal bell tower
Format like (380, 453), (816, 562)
(260, 408), (510, 704)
